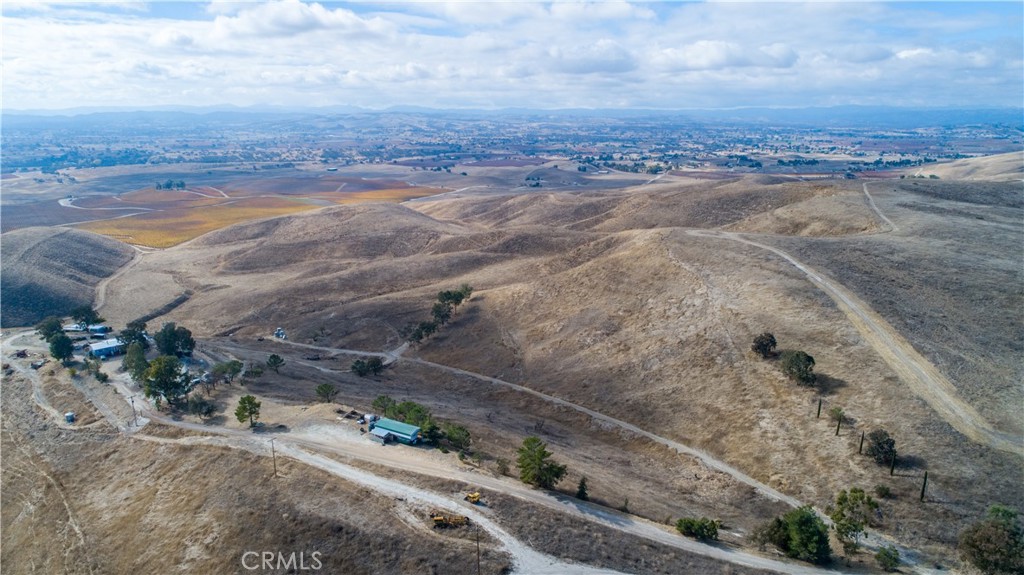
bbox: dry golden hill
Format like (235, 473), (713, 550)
(912, 151), (1024, 181)
(0, 227), (135, 327)
(91, 172), (1022, 564)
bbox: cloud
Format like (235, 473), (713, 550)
(653, 41), (797, 71)
(0, 1), (1020, 110)
(547, 39), (636, 74)
(211, 0), (389, 39)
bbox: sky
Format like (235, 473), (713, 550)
(2, 1), (1022, 111)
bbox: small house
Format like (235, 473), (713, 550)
(370, 418), (421, 445)
(88, 338), (126, 359)
(369, 427), (392, 445)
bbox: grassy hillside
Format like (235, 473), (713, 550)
(0, 227), (134, 327)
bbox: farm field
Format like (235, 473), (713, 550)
(71, 184), (444, 248)
(64, 179), (444, 246)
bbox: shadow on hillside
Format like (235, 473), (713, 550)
(895, 454), (928, 474)
(815, 373), (847, 395)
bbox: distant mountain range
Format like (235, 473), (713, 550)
(4, 105), (1022, 129)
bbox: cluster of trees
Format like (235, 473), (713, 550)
(371, 395), (441, 445)
(119, 322), (198, 409)
(38, 309), (104, 366)
(351, 356), (384, 377)
(959, 505), (1024, 575)
(750, 332), (816, 385)
(370, 394), (473, 452)
(155, 179), (186, 190)
(154, 322), (195, 357)
(404, 284), (473, 344)
(752, 506), (832, 565)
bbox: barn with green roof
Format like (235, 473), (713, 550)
(369, 417), (421, 445)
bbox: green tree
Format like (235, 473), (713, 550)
(315, 383), (339, 403)
(676, 517), (720, 541)
(266, 354), (284, 373)
(235, 395), (261, 428)
(444, 423), (472, 451)
(243, 363), (263, 380)
(351, 359), (370, 376)
(875, 545), (900, 572)
(438, 289), (465, 311)
(828, 488), (878, 556)
(431, 302), (453, 326)
(36, 316), (64, 342)
(49, 333), (74, 365)
(367, 356), (385, 375)
(372, 395), (396, 414)
(70, 305), (101, 327)
(154, 322), (195, 357)
(144, 355), (189, 407)
(576, 476), (589, 501)
(751, 332), (777, 358)
(517, 436), (567, 489)
(779, 350), (816, 385)
(959, 505), (1024, 575)
(753, 506), (831, 564)
(458, 283), (474, 301)
(119, 319), (149, 350)
(865, 429), (897, 466)
(212, 359), (244, 385)
(122, 342), (149, 384)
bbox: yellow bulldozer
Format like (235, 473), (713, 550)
(464, 492), (481, 504)
(431, 511), (469, 528)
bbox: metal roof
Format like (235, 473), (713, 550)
(89, 338), (125, 351)
(370, 427), (392, 439)
(373, 417), (420, 439)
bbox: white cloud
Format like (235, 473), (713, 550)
(1, 1), (1020, 110)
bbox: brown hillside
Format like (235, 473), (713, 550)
(93, 176), (1023, 562)
(0, 227), (134, 327)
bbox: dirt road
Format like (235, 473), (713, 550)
(687, 229), (1022, 456)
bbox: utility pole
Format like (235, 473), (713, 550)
(858, 431), (865, 454)
(130, 396), (138, 427)
(270, 438), (278, 478)
(816, 399), (822, 419)
(920, 471), (928, 502)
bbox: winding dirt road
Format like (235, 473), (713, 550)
(686, 229), (1021, 456)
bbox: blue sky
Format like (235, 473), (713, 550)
(2, 1), (1021, 111)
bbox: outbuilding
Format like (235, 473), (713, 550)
(370, 418), (421, 445)
(88, 338), (126, 359)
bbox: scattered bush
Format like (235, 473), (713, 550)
(875, 545), (900, 572)
(866, 429), (897, 465)
(779, 350), (816, 385)
(752, 506), (831, 564)
(676, 517), (720, 541)
(874, 484), (892, 499)
(751, 332), (777, 358)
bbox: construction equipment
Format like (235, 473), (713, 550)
(464, 492), (481, 504)
(431, 511), (469, 528)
